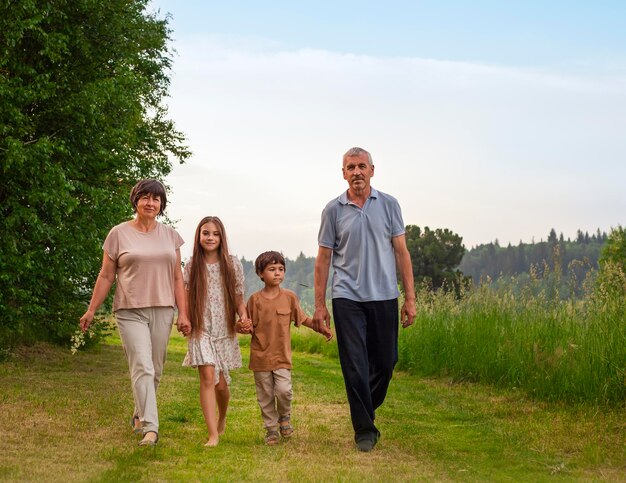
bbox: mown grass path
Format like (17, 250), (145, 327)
(0, 332), (624, 482)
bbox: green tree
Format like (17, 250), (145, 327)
(0, 0), (189, 347)
(596, 226), (626, 301)
(405, 225), (467, 291)
(599, 226), (626, 273)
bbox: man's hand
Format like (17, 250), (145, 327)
(312, 305), (331, 334)
(317, 324), (334, 342)
(400, 299), (416, 328)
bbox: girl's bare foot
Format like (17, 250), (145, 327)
(217, 417), (226, 435)
(204, 436), (219, 447)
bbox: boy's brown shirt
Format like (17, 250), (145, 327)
(246, 288), (311, 371)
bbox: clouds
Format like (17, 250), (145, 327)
(164, 35), (626, 259)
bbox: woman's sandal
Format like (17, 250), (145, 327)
(279, 422), (293, 438)
(264, 430), (280, 445)
(138, 431), (159, 446)
(130, 415), (142, 434)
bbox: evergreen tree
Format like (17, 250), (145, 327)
(548, 228), (558, 245)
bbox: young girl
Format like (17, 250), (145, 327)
(183, 216), (251, 447)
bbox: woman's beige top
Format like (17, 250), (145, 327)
(103, 221), (184, 311)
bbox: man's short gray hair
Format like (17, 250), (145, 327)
(343, 147), (373, 165)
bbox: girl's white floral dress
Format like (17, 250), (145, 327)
(182, 255), (244, 385)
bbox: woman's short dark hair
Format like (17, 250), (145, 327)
(129, 179), (167, 216)
(255, 251), (286, 276)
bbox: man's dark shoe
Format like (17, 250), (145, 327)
(356, 432), (379, 452)
(355, 430), (380, 452)
(356, 438), (375, 452)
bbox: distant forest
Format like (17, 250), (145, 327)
(459, 228), (608, 284)
(240, 253), (318, 308)
(238, 228), (609, 306)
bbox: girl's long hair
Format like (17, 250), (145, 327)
(188, 216), (238, 338)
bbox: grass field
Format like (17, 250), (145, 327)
(398, 264), (626, 405)
(0, 329), (624, 482)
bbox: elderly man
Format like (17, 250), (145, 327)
(313, 147), (416, 452)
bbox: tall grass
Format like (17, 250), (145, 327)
(290, 301), (340, 359)
(398, 263), (626, 405)
(290, 325), (339, 359)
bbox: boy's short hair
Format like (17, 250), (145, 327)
(255, 251), (286, 276)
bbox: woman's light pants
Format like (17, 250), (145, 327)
(116, 307), (174, 434)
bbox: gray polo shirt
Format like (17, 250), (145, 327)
(318, 187), (405, 302)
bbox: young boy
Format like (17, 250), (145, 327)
(237, 251), (332, 445)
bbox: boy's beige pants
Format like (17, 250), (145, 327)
(115, 307), (174, 434)
(253, 368), (292, 432)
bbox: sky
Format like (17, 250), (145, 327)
(147, 0), (626, 261)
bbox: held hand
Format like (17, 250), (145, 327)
(79, 310), (95, 333)
(312, 305), (331, 334)
(235, 317), (253, 334)
(319, 325), (334, 342)
(176, 315), (192, 337)
(400, 300), (416, 328)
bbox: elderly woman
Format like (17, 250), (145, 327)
(80, 179), (191, 446)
